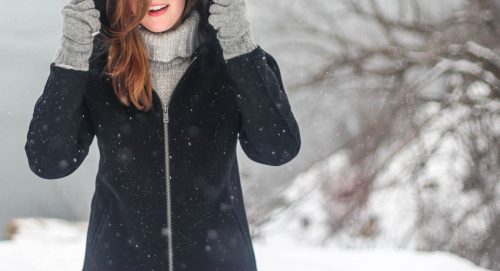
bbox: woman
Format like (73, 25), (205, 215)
(24, 0), (301, 270)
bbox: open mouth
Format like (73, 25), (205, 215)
(148, 4), (169, 16)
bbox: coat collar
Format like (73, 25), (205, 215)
(148, 37), (221, 114)
(91, 0), (219, 75)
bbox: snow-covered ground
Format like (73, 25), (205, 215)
(0, 218), (491, 271)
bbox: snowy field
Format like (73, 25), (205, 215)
(0, 218), (491, 271)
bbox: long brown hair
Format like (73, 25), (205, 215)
(101, 0), (199, 112)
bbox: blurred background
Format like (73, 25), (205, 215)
(1, 0), (499, 270)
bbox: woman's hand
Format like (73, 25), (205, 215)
(53, 0), (101, 71)
(208, 0), (258, 60)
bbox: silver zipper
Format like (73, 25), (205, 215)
(161, 54), (198, 271)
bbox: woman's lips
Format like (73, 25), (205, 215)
(148, 5), (169, 17)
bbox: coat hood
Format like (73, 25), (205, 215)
(89, 0), (217, 73)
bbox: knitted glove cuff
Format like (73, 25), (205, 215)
(218, 29), (258, 61)
(53, 35), (94, 71)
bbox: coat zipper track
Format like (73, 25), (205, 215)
(161, 54), (198, 271)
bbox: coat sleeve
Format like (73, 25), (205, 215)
(224, 45), (301, 166)
(24, 63), (95, 179)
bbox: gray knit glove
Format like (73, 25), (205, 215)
(53, 0), (101, 71)
(208, 0), (258, 60)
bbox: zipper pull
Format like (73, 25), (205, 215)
(163, 103), (168, 123)
(161, 55), (197, 123)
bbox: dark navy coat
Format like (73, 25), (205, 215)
(24, 2), (301, 270)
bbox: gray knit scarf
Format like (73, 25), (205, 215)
(138, 10), (201, 63)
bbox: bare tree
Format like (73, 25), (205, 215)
(257, 0), (500, 269)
